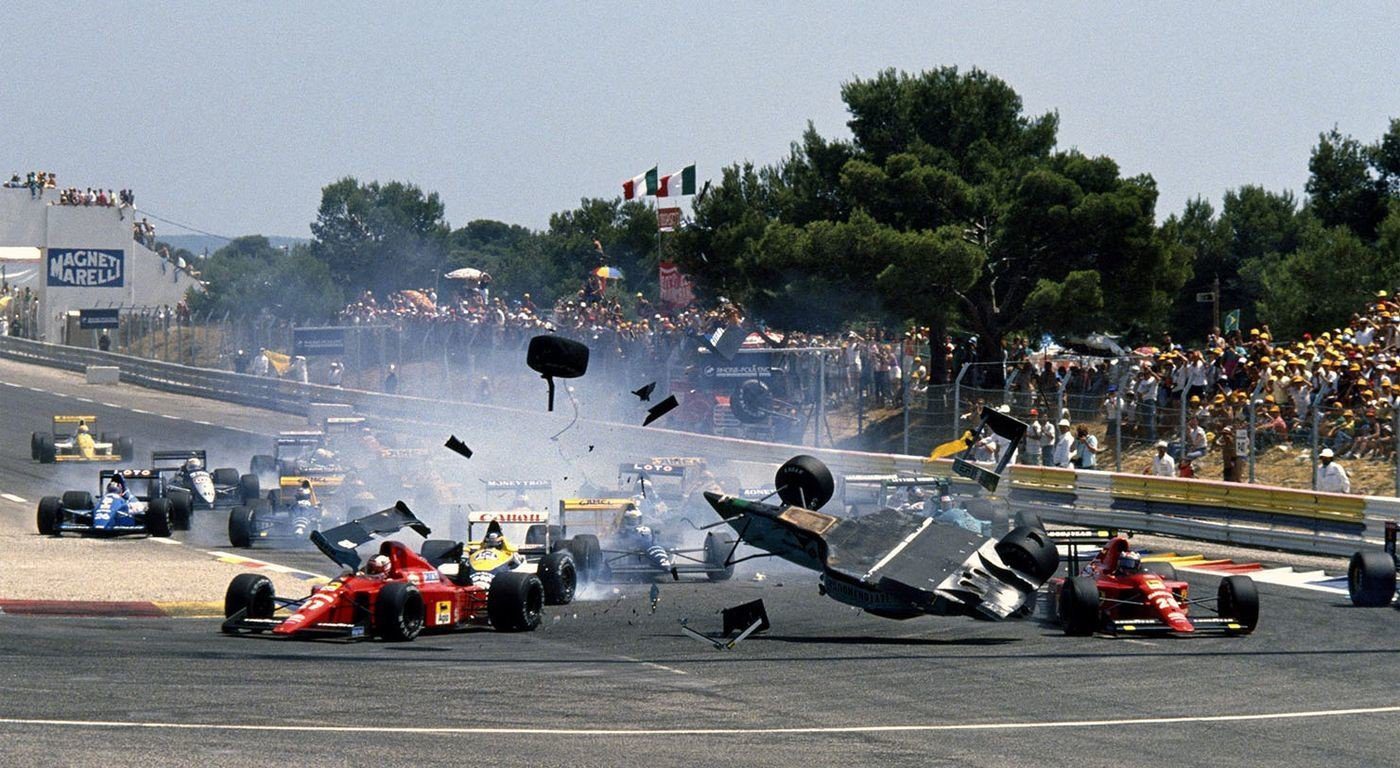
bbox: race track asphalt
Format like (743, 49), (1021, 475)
(3, 359), (1400, 767)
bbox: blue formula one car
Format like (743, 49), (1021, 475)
(36, 469), (175, 538)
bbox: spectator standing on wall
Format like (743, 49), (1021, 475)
(327, 361), (344, 387)
(384, 364), (399, 395)
(98, 331), (111, 352)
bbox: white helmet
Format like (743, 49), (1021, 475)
(365, 554), (391, 576)
(623, 509), (643, 527)
(185, 457), (203, 472)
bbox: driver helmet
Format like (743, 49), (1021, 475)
(365, 554), (391, 575)
(106, 478), (125, 495)
(1119, 551), (1142, 574)
(184, 457), (203, 472)
(78, 423), (90, 434)
(623, 508), (643, 528)
(313, 448), (335, 461)
(484, 531), (505, 550)
(295, 481), (312, 504)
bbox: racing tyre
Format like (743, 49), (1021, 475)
(30, 432), (40, 461)
(537, 550), (577, 605)
(61, 490), (94, 511)
(567, 534), (603, 581)
(1348, 550), (1396, 607)
(375, 582), (425, 641)
(238, 474), (260, 504)
(487, 572), (543, 632)
(212, 468), (240, 487)
(996, 525), (1059, 583)
(775, 455), (835, 510)
(37, 434), (56, 464)
(1060, 576), (1101, 636)
(250, 454), (276, 478)
(1218, 575), (1260, 633)
(228, 506), (256, 548)
(37, 497), (62, 536)
(704, 532), (736, 581)
(169, 491), (193, 531)
(224, 573), (275, 620)
(146, 499), (173, 537)
(116, 437), (133, 460)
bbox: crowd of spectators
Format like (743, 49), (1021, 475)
(56, 187), (134, 210)
(0, 283), (39, 340)
(4, 171), (57, 198)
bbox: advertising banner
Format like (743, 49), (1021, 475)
(47, 248), (124, 288)
(292, 326), (347, 356)
(658, 261), (695, 309)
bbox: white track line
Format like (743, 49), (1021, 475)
(149, 537), (181, 545)
(0, 493), (26, 504)
(2, 705), (1400, 736)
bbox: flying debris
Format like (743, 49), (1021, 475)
(527, 335), (590, 411)
(632, 381), (657, 402)
(443, 435), (473, 460)
(642, 395), (679, 426)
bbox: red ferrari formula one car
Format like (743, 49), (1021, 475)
(1045, 533), (1259, 636)
(221, 504), (544, 640)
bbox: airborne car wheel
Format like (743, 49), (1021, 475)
(775, 455), (836, 510)
(488, 572), (544, 632)
(704, 532), (736, 581)
(1348, 551), (1396, 607)
(537, 550), (577, 605)
(996, 526), (1059, 583)
(375, 582), (425, 641)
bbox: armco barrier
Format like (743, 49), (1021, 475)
(1, 335), (1396, 558)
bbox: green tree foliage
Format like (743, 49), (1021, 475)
(309, 178), (450, 294)
(672, 66), (1186, 366)
(187, 235), (342, 321)
(1307, 128), (1389, 239)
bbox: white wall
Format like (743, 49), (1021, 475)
(0, 187), (201, 340)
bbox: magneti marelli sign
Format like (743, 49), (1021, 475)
(47, 248), (124, 288)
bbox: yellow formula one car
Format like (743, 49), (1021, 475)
(422, 510), (577, 605)
(31, 416), (132, 464)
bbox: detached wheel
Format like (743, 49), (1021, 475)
(775, 455), (835, 510)
(487, 571), (544, 632)
(224, 573), (275, 619)
(228, 506), (255, 548)
(537, 550), (577, 605)
(1218, 575), (1260, 633)
(116, 437), (134, 460)
(567, 534), (602, 581)
(1348, 551), (1396, 607)
(996, 525), (1059, 583)
(146, 498), (173, 537)
(37, 496), (62, 536)
(238, 474), (260, 504)
(1060, 576), (1101, 636)
(375, 582), (425, 641)
(704, 532), (736, 581)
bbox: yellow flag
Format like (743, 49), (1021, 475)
(927, 430), (975, 461)
(263, 350), (292, 376)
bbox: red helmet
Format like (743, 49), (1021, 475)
(365, 554), (391, 576)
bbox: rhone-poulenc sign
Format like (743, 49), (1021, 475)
(47, 248), (124, 288)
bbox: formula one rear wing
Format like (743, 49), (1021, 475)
(151, 449), (207, 467)
(951, 407), (1027, 493)
(310, 502), (431, 570)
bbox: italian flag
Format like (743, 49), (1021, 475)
(622, 167), (658, 200)
(657, 164), (696, 197)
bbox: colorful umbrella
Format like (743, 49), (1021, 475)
(445, 267), (490, 282)
(594, 266), (624, 280)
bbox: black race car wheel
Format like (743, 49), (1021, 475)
(704, 532), (736, 581)
(996, 526), (1059, 583)
(37, 496), (62, 536)
(775, 455), (835, 511)
(1060, 576), (1101, 636)
(567, 534), (603, 581)
(1218, 575), (1259, 633)
(30, 432), (40, 461)
(1013, 510), (1045, 532)
(375, 582), (425, 641)
(238, 474), (260, 504)
(224, 573), (275, 619)
(146, 499), (173, 537)
(37, 433), (55, 464)
(116, 437), (133, 460)
(249, 454), (276, 478)
(537, 550), (577, 605)
(211, 468), (240, 488)
(487, 572), (543, 632)
(1348, 551), (1396, 607)
(61, 490), (93, 511)
(228, 506), (256, 548)
(169, 491), (193, 531)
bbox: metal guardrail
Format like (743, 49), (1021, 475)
(2, 335), (1396, 559)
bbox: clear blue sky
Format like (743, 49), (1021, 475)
(2, 3), (1396, 240)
